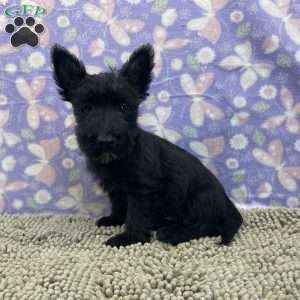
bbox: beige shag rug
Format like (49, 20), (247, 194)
(0, 209), (300, 300)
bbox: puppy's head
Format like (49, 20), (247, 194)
(51, 44), (154, 163)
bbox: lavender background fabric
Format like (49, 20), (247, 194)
(0, 0), (300, 217)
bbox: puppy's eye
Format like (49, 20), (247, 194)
(81, 105), (92, 113)
(119, 103), (128, 113)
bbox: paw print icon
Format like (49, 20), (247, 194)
(5, 16), (44, 47)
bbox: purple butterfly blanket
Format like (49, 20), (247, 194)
(0, 0), (299, 216)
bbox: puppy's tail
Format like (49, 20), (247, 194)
(220, 196), (243, 245)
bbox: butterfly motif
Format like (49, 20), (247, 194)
(259, 0), (300, 45)
(262, 34), (280, 54)
(230, 184), (248, 205)
(0, 110), (21, 147)
(253, 139), (300, 192)
(56, 184), (83, 210)
(161, 8), (177, 27)
(152, 25), (189, 77)
(219, 41), (274, 91)
(0, 172), (28, 213)
(25, 138), (60, 187)
(230, 112), (250, 127)
(56, 183), (106, 216)
(189, 136), (225, 176)
(88, 38), (105, 57)
(261, 86), (300, 134)
(16, 76), (58, 130)
(187, 0), (229, 44)
(180, 72), (224, 126)
(138, 106), (182, 143)
(83, 0), (144, 46)
(256, 182), (273, 199)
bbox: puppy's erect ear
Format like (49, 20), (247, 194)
(51, 44), (86, 101)
(120, 44), (154, 100)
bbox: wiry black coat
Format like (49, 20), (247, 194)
(51, 43), (243, 247)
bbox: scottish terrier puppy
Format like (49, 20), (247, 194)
(51, 44), (243, 247)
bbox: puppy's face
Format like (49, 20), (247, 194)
(51, 44), (154, 163)
(70, 73), (140, 163)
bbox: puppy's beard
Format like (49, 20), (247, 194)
(97, 152), (118, 164)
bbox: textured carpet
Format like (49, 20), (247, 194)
(0, 209), (299, 300)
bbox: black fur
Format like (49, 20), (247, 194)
(51, 43), (243, 247)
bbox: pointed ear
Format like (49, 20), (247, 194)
(51, 44), (86, 101)
(120, 44), (154, 100)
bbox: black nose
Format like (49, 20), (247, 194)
(96, 135), (115, 145)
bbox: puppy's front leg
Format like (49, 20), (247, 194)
(96, 190), (127, 227)
(105, 195), (151, 247)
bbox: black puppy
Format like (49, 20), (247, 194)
(51, 44), (243, 247)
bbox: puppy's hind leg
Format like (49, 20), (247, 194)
(220, 197), (243, 245)
(156, 222), (218, 245)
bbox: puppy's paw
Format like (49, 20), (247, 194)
(218, 235), (232, 246)
(157, 227), (180, 246)
(105, 233), (144, 248)
(96, 216), (124, 227)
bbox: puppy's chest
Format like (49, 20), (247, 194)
(95, 163), (163, 195)
(94, 168), (124, 192)
(92, 163), (131, 190)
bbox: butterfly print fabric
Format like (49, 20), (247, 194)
(0, 0), (300, 215)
